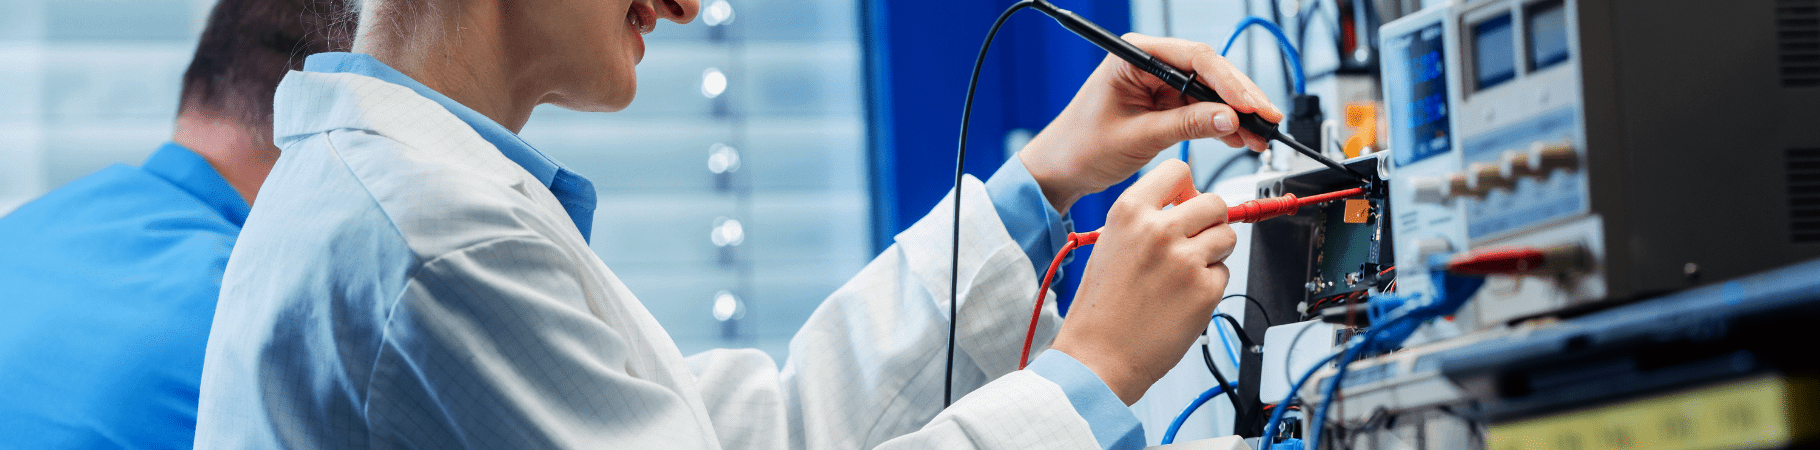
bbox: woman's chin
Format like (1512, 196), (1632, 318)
(549, 85), (637, 113)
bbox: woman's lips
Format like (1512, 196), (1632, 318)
(628, 2), (656, 62)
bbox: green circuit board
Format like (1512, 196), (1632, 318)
(1307, 197), (1388, 299)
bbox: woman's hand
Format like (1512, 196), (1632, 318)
(1019, 33), (1284, 213)
(1048, 160), (1236, 405)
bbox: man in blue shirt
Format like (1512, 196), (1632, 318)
(0, 1), (351, 448)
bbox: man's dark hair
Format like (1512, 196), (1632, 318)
(178, 0), (354, 126)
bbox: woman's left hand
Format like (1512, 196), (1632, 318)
(1018, 33), (1285, 213)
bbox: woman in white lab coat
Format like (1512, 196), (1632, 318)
(193, 0), (1284, 448)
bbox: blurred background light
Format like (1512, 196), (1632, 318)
(703, 0), (735, 27)
(707, 143), (740, 174)
(700, 67), (727, 98)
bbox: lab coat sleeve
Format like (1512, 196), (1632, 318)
(983, 156), (1073, 279)
(367, 236), (721, 449)
(766, 175), (1102, 449)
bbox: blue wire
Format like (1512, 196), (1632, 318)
(1178, 140), (1191, 164)
(1305, 314), (1414, 448)
(1211, 314), (1242, 369)
(1161, 382), (1235, 445)
(1260, 351), (1342, 450)
(1300, 271), (1488, 449)
(1219, 16), (1307, 95)
(1257, 269), (1490, 449)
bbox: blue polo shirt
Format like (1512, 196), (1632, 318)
(0, 143), (247, 449)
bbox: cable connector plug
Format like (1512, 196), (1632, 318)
(1287, 94), (1323, 155)
(1444, 244), (1587, 275)
(1229, 194), (1302, 223)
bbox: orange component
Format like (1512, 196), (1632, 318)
(1343, 103), (1380, 158)
(1342, 199), (1371, 223)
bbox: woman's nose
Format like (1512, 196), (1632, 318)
(653, 0), (700, 24)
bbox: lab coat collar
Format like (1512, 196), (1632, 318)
(282, 52), (597, 242)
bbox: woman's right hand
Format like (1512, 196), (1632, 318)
(1047, 160), (1237, 405)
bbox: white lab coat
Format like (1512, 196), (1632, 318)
(194, 70), (1105, 449)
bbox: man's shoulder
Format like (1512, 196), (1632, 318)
(0, 162), (240, 259)
(0, 161), (235, 326)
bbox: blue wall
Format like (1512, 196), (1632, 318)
(864, 0), (1133, 313)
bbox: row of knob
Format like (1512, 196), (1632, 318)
(1410, 142), (1579, 203)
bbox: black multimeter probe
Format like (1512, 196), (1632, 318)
(1031, 0), (1370, 182)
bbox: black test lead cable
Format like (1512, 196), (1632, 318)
(947, 0), (1036, 408)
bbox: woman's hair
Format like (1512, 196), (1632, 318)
(177, 0), (357, 126)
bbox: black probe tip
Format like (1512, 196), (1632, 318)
(1270, 131), (1370, 182)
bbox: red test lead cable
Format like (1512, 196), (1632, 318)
(1020, 230), (1099, 370)
(1015, 186), (1367, 370)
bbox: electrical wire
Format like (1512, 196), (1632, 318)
(1201, 337), (1244, 414)
(1295, 0), (1340, 54)
(1300, 270), (1488, 449)
(1282, 319), (1320, 388)
(1209, 295), (1271, 374)
(1211, 313), (1258, 350)
(1225, 293), (1274, 326)
(1261, 351), (1342, 449)
(1264, 0), (1295, 92)
(950, 0), (1036, 407)
(1219, 16), (1307, 95)
(1305, 313), (1414, 448)
(1020, 230), (1099, 370)
(1264, 283), (1462, 449)
(1210, 314), (1243, 370)
(1162, 382), (1236, 445)
(1208, 295), (1267, 372)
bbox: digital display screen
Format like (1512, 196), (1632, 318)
(1390, 23), (1452, 166)
(1527, 0), (1570, 70)
(1474, 14), (1516, 90)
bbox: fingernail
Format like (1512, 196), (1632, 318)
(1214, 112), (1235, 132)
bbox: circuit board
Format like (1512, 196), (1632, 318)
(1306, 196), (1392, 300)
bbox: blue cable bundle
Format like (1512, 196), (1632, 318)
(1259, 267), (1486, 450)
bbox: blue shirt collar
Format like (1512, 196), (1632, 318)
(300, 52), (598, 242)
(142, 142), (251, 227)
